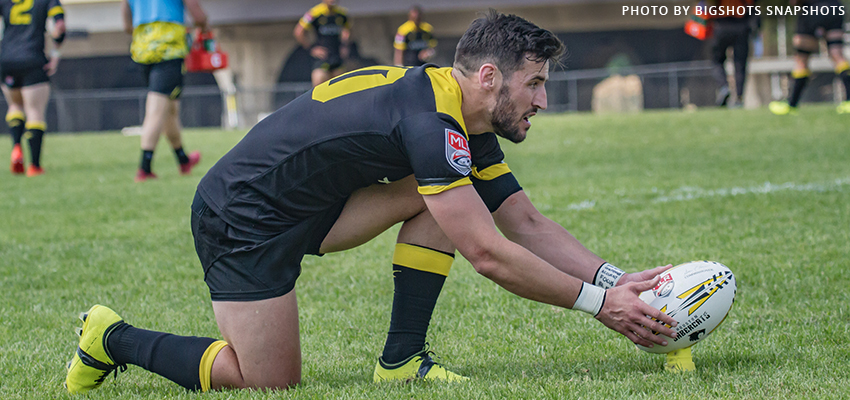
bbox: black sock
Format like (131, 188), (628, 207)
(789, 75), (809, 107)
(174, 147), (189, 164)
(840, 69), (850, 101)
(26, 128), (44, 167)
(8, 117), (24, 145)
(140, 150), (154, 173)
(107, 323), (216, 391)
(382, 265), (448, 363)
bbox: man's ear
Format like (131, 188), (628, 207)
(478, 63), (500, 90)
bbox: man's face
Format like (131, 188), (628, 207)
(409, 9), (421, 23)
(491, 59), (549, 143)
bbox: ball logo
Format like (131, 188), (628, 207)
(445, 129), (471, 175)
(653, 273), (674, 297)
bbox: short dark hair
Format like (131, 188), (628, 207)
(453, 10), (565, 77)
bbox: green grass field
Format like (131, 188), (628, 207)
(1, 104), (848, 399)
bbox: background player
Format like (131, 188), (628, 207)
(65, 11), (677, 394)
(393, 5), (437, 67)
(294, 0), (351, 87)
(122, 0), (205, 182)
(769, 0), (850, 115)
(707, 0), (757, 107)
(1, 0), (65, 177)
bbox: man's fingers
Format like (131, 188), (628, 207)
(645, 264), (672, 278)
(624, 328), (654, 348)
(640, 326), (670, 346)
(644, 304), (678, 328)
(631, 275), (661, 293)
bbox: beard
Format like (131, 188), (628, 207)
(491, 84), (529, 144)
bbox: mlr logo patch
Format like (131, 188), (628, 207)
(445, 129), (471, 175)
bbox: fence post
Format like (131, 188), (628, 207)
(668, 70), (679, 109)
(568, 78), (578, 112)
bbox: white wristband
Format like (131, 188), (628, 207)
(50, 49), (61, 59)
(573, 282), (606, 316)
(593, 262), (625, 289)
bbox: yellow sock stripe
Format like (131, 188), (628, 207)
(392, 243), (453, 276)
(199, 340), (228, 392)
(835, 61), (849, 75)
(25, 121), (46, 131)
(791, 69), (811, 79)
(6, 111), (25, 123)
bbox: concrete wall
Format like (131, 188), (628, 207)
(55, 0), (694, 127)
(61, 1), (690, 86)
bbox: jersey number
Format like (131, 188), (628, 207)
(10, 0), (34, 25)
(312, 66), (406, 103)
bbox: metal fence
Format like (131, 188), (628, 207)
(546, 60), (717, 112)
(0, 60), (761, 133)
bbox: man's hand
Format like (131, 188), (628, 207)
(310, 46), (329, 59)
(617, 264), (672, 286)
(44, 55), (60, 76)
(418, 48), (435, 62)
(595, 276), (677, 348)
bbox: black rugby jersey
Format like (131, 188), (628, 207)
(298, 3), (349, 59)
(0, 0), (64, 66)
(198, 65), (518, 232)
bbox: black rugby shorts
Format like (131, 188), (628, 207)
(191, 191), (346, 301)
(0, 62), (49, 89)
(141, 58), (184, 99)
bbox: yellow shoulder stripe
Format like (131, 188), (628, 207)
(425, 67), (467, 136)
(396, 20), (417, 36)
(418, 177), (472, 195)
(311, 4), (330, 17)
(472, 163), (511, 181)
(48, 6), (64, 17)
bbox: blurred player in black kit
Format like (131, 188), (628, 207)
(393, 5), (437, 67)
(706, 0), (758, 107)
(294, 0), (351, 87)
(770, 0), (850, 115)
(1, 0), (65, 176)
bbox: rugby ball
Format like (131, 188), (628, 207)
(636, 260), (736, 354)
